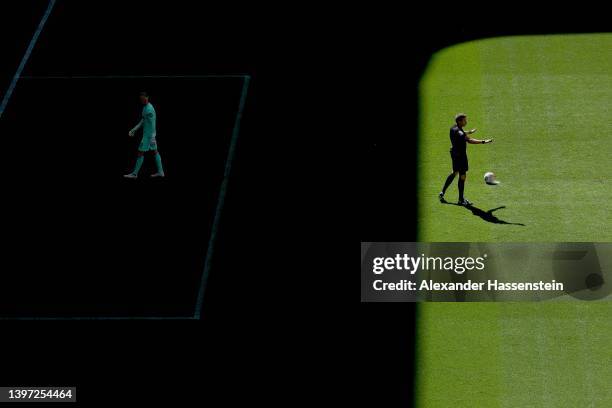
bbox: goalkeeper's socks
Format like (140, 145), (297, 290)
(458, 178), (465, 201)
(132, 156), (144, 175)
(154, 152), (165, 176)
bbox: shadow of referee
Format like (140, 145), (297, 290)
(441, 200), (525, 226)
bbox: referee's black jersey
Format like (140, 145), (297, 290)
(450, 125), (467, 156)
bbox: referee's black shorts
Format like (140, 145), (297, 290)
(450, 150), (468, 173)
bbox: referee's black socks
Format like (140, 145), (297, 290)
(442, 173), (455, 195)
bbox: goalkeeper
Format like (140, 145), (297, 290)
(124, 91), (165, 178)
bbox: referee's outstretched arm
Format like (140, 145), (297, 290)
(465, 134), (493, 144)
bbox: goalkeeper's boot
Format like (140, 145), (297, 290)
(123, 173), (138, 179)
(439, 192), (446, 203)
(150, 172), (165, 178)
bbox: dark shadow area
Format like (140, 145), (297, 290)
(0, 76), (243, 317)
(441, 200), (525, 226)
(0, 1), (319, 405)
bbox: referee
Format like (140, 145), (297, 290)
(439, 113), (493, 205)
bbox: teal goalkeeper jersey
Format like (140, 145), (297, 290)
(142, 102), (156, 138)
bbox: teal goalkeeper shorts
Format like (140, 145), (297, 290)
(138, 134), (158, 152)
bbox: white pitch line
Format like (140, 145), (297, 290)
(0, 0), (56, 118)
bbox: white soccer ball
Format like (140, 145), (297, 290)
(484, 171), (499, 185)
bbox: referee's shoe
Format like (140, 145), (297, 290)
(458, 198), (472, 206)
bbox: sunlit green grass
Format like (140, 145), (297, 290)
(418, 34), (612, 242)
(416, 34), (612, 408)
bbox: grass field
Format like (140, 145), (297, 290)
(418, 33), (612, 242)
(416, 34), (612, 407)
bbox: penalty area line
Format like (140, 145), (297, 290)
(193, 75), (251, 320)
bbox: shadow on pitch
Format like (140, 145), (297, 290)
(440, 199), (525, 226)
